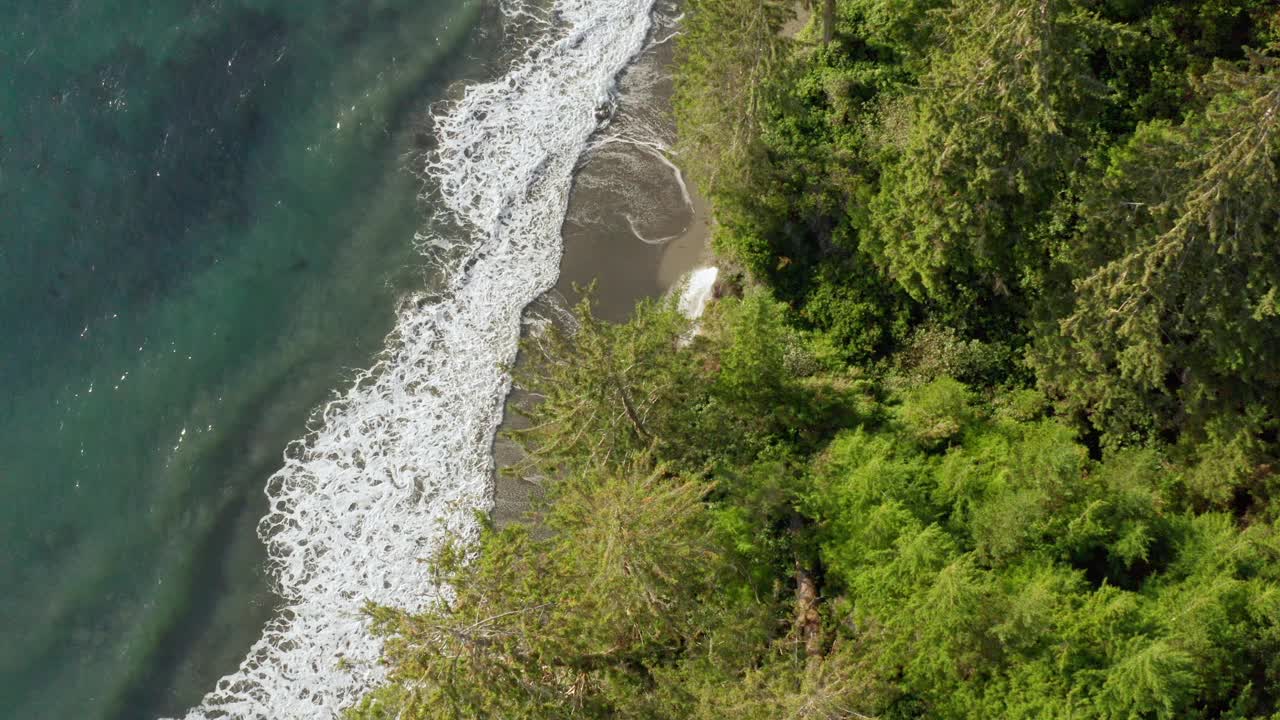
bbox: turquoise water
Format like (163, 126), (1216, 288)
(0, 2), (498, 717)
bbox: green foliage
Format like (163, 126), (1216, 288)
(1035, 52), (1280, 443)
(867, 0), (1123, 316)
(1175, 407), (1277, 513)
(892, 321), (1017, 389)
(897, 377), (975, 449)
(712, 288), (788, 410)
(676, 0), (923, 360)
(675, 0), (1280, 444)
(347, 463), (734, 720)
(353, 287), (1280, 719)
(992, 387), (1049, 424)
(351, 1), (1280, 717)
(807, 386), (1280, 719)
(798, 264), (915, 363)
(350, 290), (887, 718)
(509, 292), (700, 473)
(673, 0), (791, 199)
(652, 644), (883, 720)
(1097, 637), (1198, 719)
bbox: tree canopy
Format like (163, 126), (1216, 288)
(348, 1), (1280, 717)
(349, 294), (1280, 719)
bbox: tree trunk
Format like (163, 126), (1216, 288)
(789, 513), (823, 660)
(822, 0), (834, 46)
(795, 562), (823, 659)
(615, 381), (650, 442)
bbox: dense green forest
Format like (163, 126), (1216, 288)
(349, 1), (1280, 718)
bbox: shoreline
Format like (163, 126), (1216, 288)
(491, 17), (713, 525)
(173, 0), (669, 715)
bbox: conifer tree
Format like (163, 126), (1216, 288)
(673, 0), (791, 197)
(867, 0), (1120, 320)
(1037, 51), (1280, 441)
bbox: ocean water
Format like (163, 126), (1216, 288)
(0, 1), (494, 717)
(0, 0), (669, 718)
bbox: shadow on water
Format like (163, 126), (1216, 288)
(103, 358), (318, 719)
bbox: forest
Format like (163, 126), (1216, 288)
(348, 1), (1280, 718)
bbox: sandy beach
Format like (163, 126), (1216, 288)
(491, 26), (712, 526)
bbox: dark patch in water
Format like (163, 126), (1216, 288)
(109, 490), (270, 720)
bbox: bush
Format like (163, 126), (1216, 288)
(897, 377), (975, 449)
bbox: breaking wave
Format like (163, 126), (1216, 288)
(171, 0), (658, 716)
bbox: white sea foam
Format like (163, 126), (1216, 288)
(677, 266), (719, 320)
(172, 0), (657, 717)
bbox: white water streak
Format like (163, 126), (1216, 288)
(173, 0), (657, 717)
(624, 213), (684, 244)
(677, 266), (719, 320)
(594, 134), (692, 208)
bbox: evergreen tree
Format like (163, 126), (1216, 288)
(347, 4), (1280, 718)
(866, 0), (1121, 323)
(1036, 51), (1280, 442)
(673, 0), (791, 198)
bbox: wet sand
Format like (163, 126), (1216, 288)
(490, 194), (711, 527)
(554, 186), (711, 320)
(491, 23), (712, 525)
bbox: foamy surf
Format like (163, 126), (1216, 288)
(677, 267), (719, 320)
(171, 0), (658, 717)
